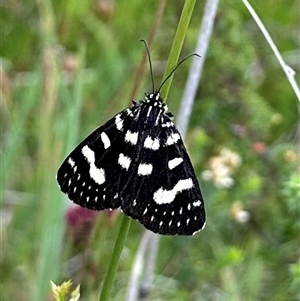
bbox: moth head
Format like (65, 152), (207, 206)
(144, 91), (169, 112)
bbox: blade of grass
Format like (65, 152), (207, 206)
(242, 0), (300, 101)
(65, 43), (86, 152)
(126, 1), (198, 299)
(34, 17), (61, 301)
(34, 34), (86, 301)
(98, 215), (131, 301)
(1, 77), (40, 204)
(159, 0), (197, 100)
(177, 0), (219, 136)
(126, 231), (154, 301)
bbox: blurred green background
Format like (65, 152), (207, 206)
(1, 0), (299, 300)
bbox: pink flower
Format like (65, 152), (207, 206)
(251, 142), (266, 154)
(66, 205), (98, 228)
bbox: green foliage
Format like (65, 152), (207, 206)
(1, 0), (298, 300)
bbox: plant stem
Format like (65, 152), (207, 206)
(98, 215), (131, 301)
(242, 0), (300, 101)
(126, 1), (198, 300)
(177, 0), (219, 136)
(160, 0), (197, 100)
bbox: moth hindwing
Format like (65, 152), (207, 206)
(56, 92), (206, 235)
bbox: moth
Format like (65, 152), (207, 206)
(57, 43), (206, 235)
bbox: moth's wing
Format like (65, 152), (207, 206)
(56, 107), (137, 210)
(121, 124), (206, 235)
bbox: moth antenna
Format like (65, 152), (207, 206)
(140, 39), (155, 93)
(158, 53), (200, 92)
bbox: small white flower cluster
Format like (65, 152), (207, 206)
(202, 148), (242, 188)
(231, 202), (251, 223)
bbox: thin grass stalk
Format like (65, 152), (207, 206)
(160, 0), (197, 100)
(126, 231), (153, 300)
(65, 43), (86, 152)
(98, 215), (131, 301)
(34, 54), (83, 300)
(139, 233), (159, 300)
(126, 231), (159, 301)
(1, 84), (38, 204)
(34, 0), (61, 299)
(242, 0), (300, 101)
(135, 0), (218, 296)
(126, 1), (199, 299)
(177, 0), (219, 136)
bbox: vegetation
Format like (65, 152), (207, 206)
(1, 0), (298, 300)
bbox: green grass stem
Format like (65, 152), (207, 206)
(160, 0), (197, 100)
(98, 215), (131, 301)
(97, 2), (197, 299)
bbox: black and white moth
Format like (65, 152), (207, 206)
(57, 46), (206, 235)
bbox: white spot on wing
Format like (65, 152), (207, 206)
(144, 136), (160, 150)
(168, 157), (183, 170)
(118, 153), (131, 170)
(166, 133), (180, 145)
(115, 114), (123, 130)
(101, 132), (111, 149)
(192, 221), (206, 235)
(81, 145), (106, 185)
(68, 157), (75, 167)
(138, 163), (153, 176)
(125, 130), (139, 145)
(153, 178), (194, 205)
(193, 200), (202, 207)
